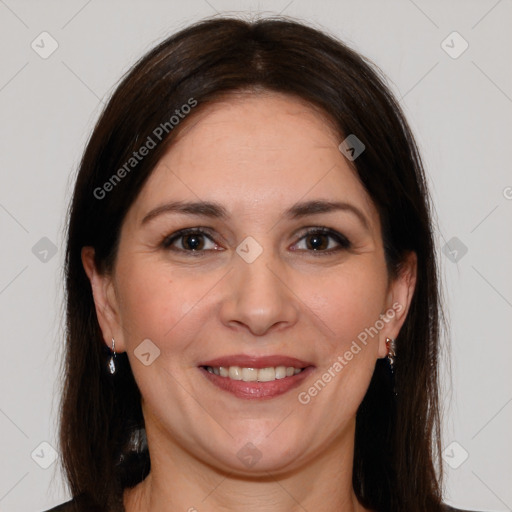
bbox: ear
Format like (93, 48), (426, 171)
(377, 251), (417, 358)
(81, 247), (126, 352)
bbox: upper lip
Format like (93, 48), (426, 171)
(199, 354), (314, 369)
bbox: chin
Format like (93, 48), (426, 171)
(202, 430), (306, 475)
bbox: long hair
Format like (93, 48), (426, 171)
(61, 16), (443, 511)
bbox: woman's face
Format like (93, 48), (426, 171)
(85, 92), (415, 475)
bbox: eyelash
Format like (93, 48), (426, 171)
(161, 227), (351, 256)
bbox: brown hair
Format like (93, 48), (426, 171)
(61, 15), (443, 511)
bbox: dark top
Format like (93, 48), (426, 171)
(43, 497), (483, 512)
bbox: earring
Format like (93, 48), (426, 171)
(385, 337), (396, 371)
(108, 337), (117, 375)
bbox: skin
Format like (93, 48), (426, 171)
(82, 91), (416, 512)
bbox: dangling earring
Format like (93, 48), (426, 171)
(386, 337), (396, 372)
(108, 337), (117, 375)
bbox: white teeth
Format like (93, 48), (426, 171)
(241, 367), (258, 381)
(205, 365), (304, 382)
(229, 366), (242, 380)
(275, 366), (287, 379)
(257, 367), (276, 382)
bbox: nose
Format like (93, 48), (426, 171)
(219, 243), (299, 337)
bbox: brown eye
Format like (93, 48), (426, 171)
(293, 228), (351, 253)
(305, 233), (329, 251)
(181, 233), (205, 251)
(162, 228), (218, 253)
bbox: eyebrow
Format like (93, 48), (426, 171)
(141, 199), (369, 229)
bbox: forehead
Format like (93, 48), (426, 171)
(173, 91), (342, 148)
(127, 92), (377, 226)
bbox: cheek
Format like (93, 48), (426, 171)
(114, 254), (231, 368)
(114, 258), (213, 407)
(115, 257), (199, 349)
(308, 260), (388, 350)
(292, 262), (389, 433)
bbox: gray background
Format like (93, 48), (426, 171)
(0, 0), (511, 510)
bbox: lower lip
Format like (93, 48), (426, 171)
(199, 366), (315, 400)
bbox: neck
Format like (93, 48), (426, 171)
(124, 419), (369, 512)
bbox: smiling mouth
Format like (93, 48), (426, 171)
(198, 364), (314, 400)
(202, 365), (304, 382)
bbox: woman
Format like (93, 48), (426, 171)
(48, 15), (479, 512)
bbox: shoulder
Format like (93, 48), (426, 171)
(442, 504), (486, 512)
(43, 499), (78, 511)
(42, 493), (105, 511)
(45, 500), (486, 512)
